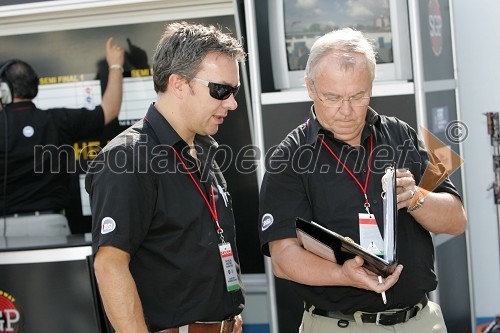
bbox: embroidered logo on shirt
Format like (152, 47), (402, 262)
(261, 213), (274, 231)
(101, 217), (116, 234)
(22, 126), (34, 138)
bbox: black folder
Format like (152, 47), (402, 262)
(295, 167), (398, 278)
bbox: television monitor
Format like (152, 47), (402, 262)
(268, 0), (413, 91)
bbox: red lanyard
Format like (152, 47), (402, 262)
(172, 147), (225, 241)
(318, 135), (374, 214)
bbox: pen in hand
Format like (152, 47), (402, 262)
(378, 276), (387, 304)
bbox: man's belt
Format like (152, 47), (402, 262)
(307, 296), (428, 326)
(154, 318), (235, 333)
(3, 209), (64, 218)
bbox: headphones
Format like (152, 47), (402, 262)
(0, 60), (15, 106)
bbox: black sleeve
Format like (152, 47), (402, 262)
(258, 137), (312, 257)
(86, 147), (156, 255)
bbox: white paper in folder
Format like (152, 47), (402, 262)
(382, 167), (397, 263)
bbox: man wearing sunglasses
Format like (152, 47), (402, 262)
(86, 22), (246, 333)
(258, 28), (466, 333)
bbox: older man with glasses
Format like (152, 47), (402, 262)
(86, 22), (246, 333)
(258, 27), (466, 333)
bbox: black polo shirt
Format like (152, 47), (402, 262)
(259, 106), (460, 313)
(0, 101), (104, 215)
(85, 103), (245, 331)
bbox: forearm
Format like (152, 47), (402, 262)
(270, 239), (345, 286)
(101, 36), (124, 125)
(409, 190), (467, 235)
(101, 68), (123, 125)
(94, 247), (148, 333)
(269, 238), (403, 292)
(96, 263), (148, 333)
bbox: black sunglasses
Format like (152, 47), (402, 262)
(192, 77), (240, 100)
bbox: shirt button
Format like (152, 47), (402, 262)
(363, 169), (367, 173)
(372, 199), (378, 204)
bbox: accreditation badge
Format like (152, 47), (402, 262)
(358, 213), (384, 256)
(218, 242), (241, 292)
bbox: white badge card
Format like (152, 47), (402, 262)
(218, 242), (241, 292)
(358, 213), (384, 256)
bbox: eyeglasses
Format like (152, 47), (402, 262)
(192, 77), (240, 100)
(310, 80), (370, 108)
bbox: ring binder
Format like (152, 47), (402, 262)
(295, 167), (398, 277)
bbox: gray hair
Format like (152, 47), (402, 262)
(153, 21), (246, 93)
(305, 27), (377, 82)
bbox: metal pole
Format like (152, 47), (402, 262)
(448, 0), (476, 328)
(241, 0), (279, 332)
(231, 0), (254, 142)
(486, 112), (500, 264)
(408, 0), (427, 128)
(407, 0), (444, 304)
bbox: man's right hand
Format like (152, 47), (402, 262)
(340, 256), (403, 293)
(270, 238), (403, 291)
(105, 37), (125, 68)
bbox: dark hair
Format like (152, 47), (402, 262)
(0, 59), (39, 99)
(152, 21), (246, 93)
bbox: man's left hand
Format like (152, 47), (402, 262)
(395, 168), (417, 210)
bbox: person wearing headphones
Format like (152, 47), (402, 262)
(0, 37), (124, 237)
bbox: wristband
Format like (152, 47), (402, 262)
(109, 64), (124, 72)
